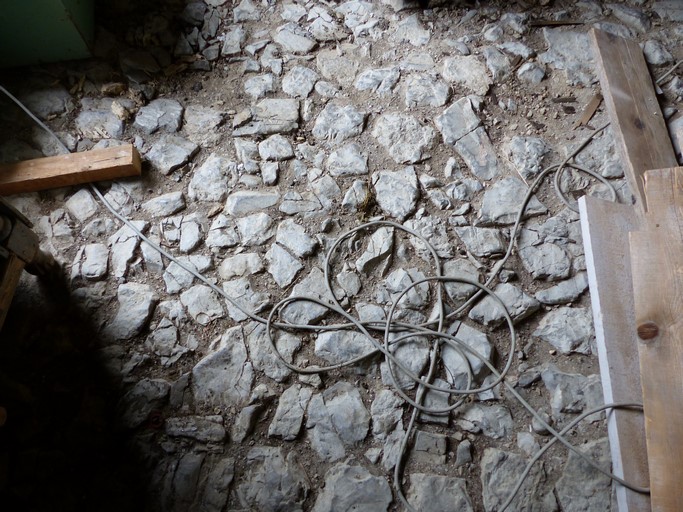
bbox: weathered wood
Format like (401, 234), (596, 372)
(0, 254), (25, 332)
(579, 195), (650, 512)
(630, 167), (683, 512)
(0, 144), (141, 195)
(591, 28), (678, 213)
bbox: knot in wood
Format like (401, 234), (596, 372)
(637, 321), (659, 341)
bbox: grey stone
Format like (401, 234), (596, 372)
(481, 448), (558, 512)
(231, 405), (261, 443)
(218, 252), (263, 280)
(469, 283), (540, 327)
(21, 87), (72, 119)
(505, 136), (551, 180)
(455, 127), (500, 180)
(442, 321), (493, 388)
(274, 22), (317, 54)
(312, 463), (392, 512)
(268, 384), (313, 441)
(354, 67), (401, 95)
(456, 403), (513, 439)
(142, 191), (186, 217)
(382, 423), (407, 469)
(442, 55), (492, 95)
(314, 80), (340, 97)
(404, 215), (454, 260)
(643, 40), (673, 66)
(539, 28), (595, 86)
(532, 410), (553, 435)
(483, 46), (512, 81)
(107, 221), (146, 279)
(536, 272), (589, 305)
(280, 267), (334, 325)
(237, 447), (309, 511)
(593, 21), (634, 40)
(180, 285), (225, 325)
(258, 134), (293, 161)
(434, 98), (481, 145)
(326, 143), (368, 176)
(244, 74), (276, 99)
(135, 98), (183, 134)
(281, 3), (307, 22)
(279, 191), (322, 215)
(75, 110), (124, 139)
(179, 216), (204, 254)
(555, 438), (611, 512)
(206, 214), (240, 249)
(316, 47), (360, 87)
(117, 378), (170, 428)
(356, 226), (394, 275)
(163, 255), (212, 294)
(308, 7), (345, 42)
(322, 381), (370, 445)
(165, 415), (225, 443)
(372, 166), (420, 221)
(653, 1), (683, 21)
(455, 439), (473, 467)
(519, 243), (572, 281)
(412, 431), (447, 465)
(372, 114), (434, 164)
(105, 283), (157, 340)
(477, 177), (548, 226)
(65, 189), (98, 222)
(342, 179), (370, 212)
(145, 317), (187, 364)
(222, 278), (271, 322)
(236, 212), (275, 245)
(517, 432), (540, 457)
(71, 243), (109, 281)
(234, 0), (259, 22)
(534, 307), (593, 354)
(245, 322), (299, 382)
(222, 24), (246, 55)
(541, 364), (603, 417)
(608, 4), (650, 32)
(454, 226), (506, 258)
(391, 14), (430, 46)
(188, 154), (236, 202)
(517, 62), (546, 84)
(196, 456), (234, 512)
(408, 474), (474, 512)
(315, 330), (376, 365)
(370, 389), (403, 439)
(443, 258), (479, 302)
(225, 190), (280, 216)
(282, 66), (319, 97)
(312, 101), (366, 144)
(382, 267), (430, 310)
(192, 326), (254, 408)
(266, 243), (304, 287)
(261, 161), (279, 185)
(183, 104), (224, 144)
(381, 336), (430, 390)
(233, 98), (299, 136)
(146, 134), (198, 175)
(274, 218), (316, 258)
(336, 270), (362, 297)
(306, 394), (346, 462)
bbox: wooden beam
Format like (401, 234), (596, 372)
(0, 254), (25, 332)
(590, 28), (678, 213)
(630, 167), (683, 512)
(0, 144), (141, 195)
(579, 195), (650, 512)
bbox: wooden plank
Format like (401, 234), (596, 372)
(630, 167), (683, 512)
(0, 254), (25, 332)
(591, 28), (678, 213)
(0, 144), (141, 195)
(579, 195), (650, 512)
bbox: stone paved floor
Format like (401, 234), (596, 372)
(1, 0), (682, 510)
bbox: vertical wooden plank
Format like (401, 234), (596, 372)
(591, 28), (678, 213)
(630, 167), (683, 512)
(0, 254), (25, 332)
(579, 195), (650, 512)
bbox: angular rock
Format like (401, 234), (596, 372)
(354, 67), (401, 95)
(539, 28), (595, 86)
(372, 166), (420, 221)
(408, 474), (474, 512)
(21, 87), (72, 119)
(218, 252), (263, 280)
(165, 415), (226, 443)
(469, 283), (540, 327)
(404, 215), (454, 260)
(312, 463), (392, 512)
(443, 258), (479, 302)
(381, 336), (430, 390)
(282, 66), (319, 97)
(316, 47), (360, 87)
(105, 282), (157, 340)
(268, 384), (313, 441)
(442, 55), (492, 95)
(266, 243), (304, 287)
(391, 14), (430, 46)
(142, 191), (186, 217)
(233, 98), (299, 136)
(312, 101), (366, 144)
(322, 381), (370, 445)
(404, 73), (450, 108)
(275, 218), (317, 257)
(118, 378), (170, 428)
(315, 330), (376, 365)
(273, 23), (317, 54)
(517, 62), (546, 84)
(280, 267), (334, 324)
(188, 153), (236, 202)
(226, 190), (280, 216)
(244, 74), (276, 99)
(483, 46), (512, 81)
(326, 143), (368, 176)
(519, 243), (572, 281)
(135, 98), (183, 134)
(434, 98), (481, 145)
(534, 307), (593, 354)
(146, 134), (198, 175)
(236, 212), (275, 245)
(454, 127), (500, 180)
(65, 189), (98, 222)
(608, 4), (650, 32)
(222, 25), (246, 55)
(75, 110), (124, 139)
(412, 431), (447, 464)
(244, 322), (300, 382)
(541, 364), (603, 416)
(258, 134), (294, 161)
(356, 226), (394, 275)
(192, 326), (254, 408)
(454, 226), (506, 258)
(535, 272), (589, 304)
(505, 137), (551, 181)
(442, 321), (493, 388)
(71, 243), (109, 281)
(372, 114), (434, 164)
(643, 40), (673, 66)
(222, 278), (271, 322)
(555, 438), (611, 512)
(456, 403), (514, 439)
(306, 394), (346, 462)
(370, 389), (403, 439)
(342, 179), (371, 212)
(180, 284), (225, 325)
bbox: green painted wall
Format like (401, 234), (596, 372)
(0, 0), (94, 68)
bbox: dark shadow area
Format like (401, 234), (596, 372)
(0, 273), (151, 512)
